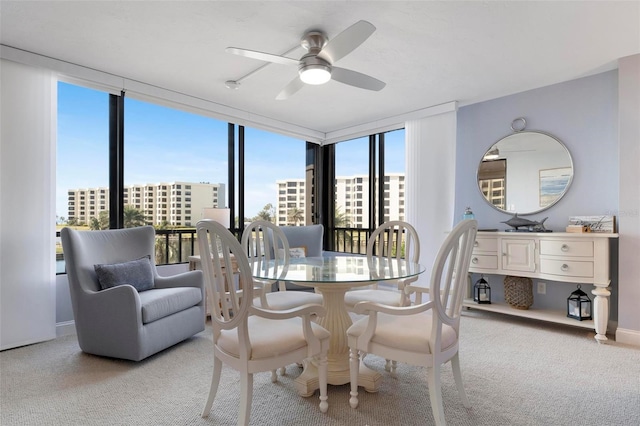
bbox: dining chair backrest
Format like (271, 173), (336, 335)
(366, 220), (420, 264)
(360, 220), (420, 299)
(197, 219), (253, 332)
(430, 219), (478, 334)
(347, 219), (478, 426)
(241, 220), (290, 263)
(241, 220), (290, 291)
(197, 219), (330, 424)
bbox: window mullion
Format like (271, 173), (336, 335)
(109, 91), (125, 229)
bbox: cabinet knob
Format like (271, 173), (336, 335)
(474, 241), (479, 247)
(561, 264), (569, 271)
(561, 244), (569, 252)
(472, 257), (478, 264)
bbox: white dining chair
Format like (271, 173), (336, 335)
(241, 220), (323, 310)
(196, 219), (330, 426)
(344, 220), (420, 309)
(347, 219), (478, 426)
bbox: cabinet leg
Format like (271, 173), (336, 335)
(592, 286), (610, 343)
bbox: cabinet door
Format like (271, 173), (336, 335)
(501, 238), (536, 273)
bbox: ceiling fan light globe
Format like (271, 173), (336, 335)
(299, 65), (331, 85)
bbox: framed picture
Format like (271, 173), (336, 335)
(568, 216), (616, 233)
(539, 167), (572, 207)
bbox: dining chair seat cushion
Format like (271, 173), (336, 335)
(343, 288), (402, 308)
(218, 316), (331, 360)
(254, 291), (324, 311)
(139, 287), (203, 324)
(348, 311), (457, 354)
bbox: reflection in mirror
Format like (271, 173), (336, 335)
(477, 131), (573, 215)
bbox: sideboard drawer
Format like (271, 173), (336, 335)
(470, 254), (498, 270)
(540, 240), (593, 257)
(539, 258), (594, 278)
(473, 237), (498, 253)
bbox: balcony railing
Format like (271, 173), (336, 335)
(56, 226), (376, 274)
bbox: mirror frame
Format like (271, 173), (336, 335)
(476, 129), (574, 216)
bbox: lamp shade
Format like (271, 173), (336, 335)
(201, 208), (231, 229)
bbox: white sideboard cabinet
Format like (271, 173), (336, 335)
(465, 231), (618, 343)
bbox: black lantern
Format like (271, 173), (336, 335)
(474, 275), (491, 304)
(567, 285), (592, 321)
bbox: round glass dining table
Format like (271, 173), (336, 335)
(252, 254), (425, 396)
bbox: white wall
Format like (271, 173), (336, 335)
(455, 68), (640, 344)
(405, 104), (457, 282)
(1, 59), (57, 349)
(616, 54), (640, 345)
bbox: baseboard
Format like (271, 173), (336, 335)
(56, 321), (76, 337)
(615, 327), (640, 347)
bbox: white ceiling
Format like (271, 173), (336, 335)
(1, 1), (638, 141)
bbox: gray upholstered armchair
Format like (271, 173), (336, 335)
(280, 224), (324, 258)
(61, 226), (205, 361)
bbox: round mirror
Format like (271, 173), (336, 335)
(477, 129), (573, 215)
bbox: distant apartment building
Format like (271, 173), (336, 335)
(67, 182), (225, 227)
(276, 179), (306, 226)
(275, 173), (405, 227)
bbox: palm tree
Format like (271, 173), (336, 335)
(153, 220), (179, 264)
(123, 205), (148, 228)
(255, 203), (275, 223)
(333, 206), (354, 251)
(287, 207), (304, 225)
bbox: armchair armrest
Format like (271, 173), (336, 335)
(75, 285), (142, 345)
(250, 303), (328, 356)
(154, 270), (203, 289)
(352, 300), (433, 316)
(404, 282), (433, 304)
(250, 303), (326, 320)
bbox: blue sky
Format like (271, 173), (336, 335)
(57, 82), (405, 219)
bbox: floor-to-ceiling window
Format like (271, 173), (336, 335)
(330, 128), (405, 253)
(243, 127), (306, 226)
(56, 82), (110, 272)
(124, 97), (229, 227)
(335, 136), (371, 230)
(123, 97), (230, 263)
(57, 80), (407, 266)
(382, 128), (406, 223)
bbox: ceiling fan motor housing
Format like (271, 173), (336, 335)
(300, 31), (328, 53)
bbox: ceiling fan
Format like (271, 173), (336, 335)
(226, 20), (386, 100)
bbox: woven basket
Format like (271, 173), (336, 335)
(504, 276), (533, 310)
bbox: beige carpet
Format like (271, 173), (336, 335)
(2, 311), (639, 426)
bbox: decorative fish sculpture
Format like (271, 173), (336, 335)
(501, 213), (549, 232)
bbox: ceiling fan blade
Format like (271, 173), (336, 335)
(226, 47), (298, 66)
(317, 20), (375, 64)
(331, 67), (386, 91)
(276, 77), (305, 100)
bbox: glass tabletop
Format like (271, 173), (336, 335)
(250, 254), (425, 284)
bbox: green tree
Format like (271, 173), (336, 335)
(123, 205), (148, 228)
(334, 205), (350, 228)
(89, 211), (110, 230)
(155, 220), (172, 230)
(255, 203), (275, 223)
(333, 206), (353, 251)
(287, 207), (304, 226)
